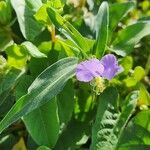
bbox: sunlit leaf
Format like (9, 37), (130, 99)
(22, 41), (47, 58)
(93, 1), (109, 58)
(11, 0), (43, 41)
(0, 1), (12, 25)
(47, 7), (88, 52)
(5, 44), (28, 69)
(0, 57), (78, 134)
(133, 66), (145, 81)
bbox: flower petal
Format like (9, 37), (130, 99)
(76, 58), (104, 82)
(100, 54), (121, 80)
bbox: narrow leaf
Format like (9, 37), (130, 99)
(0, 57), (78, 134)
(47, 7), (88, 52)
(93, 1), (109, 58)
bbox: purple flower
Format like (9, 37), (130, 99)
(76, 58), (104, 82)
(76, 54), (121, 82)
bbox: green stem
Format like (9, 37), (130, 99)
(145, 55), (150, 75)
(91, 92), (97, 110)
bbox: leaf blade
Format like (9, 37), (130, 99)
(90, 88), (138, 150)
(22, 41), (47, 58)
(0, 57), (78, 134)
(93, 1), (109, 58)
(46, 7), (88, 52)
(112, 21), (150, 56)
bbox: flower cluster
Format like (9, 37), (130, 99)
(76, 54), (121, 82)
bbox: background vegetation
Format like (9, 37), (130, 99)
(0, 0), (150, 150)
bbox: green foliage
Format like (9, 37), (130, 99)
(24, 99), (59, 148)
(5, 44), (28, 69)
(91, 88), (138, 150)
(57, 80), (74, 124)
(0, 68), (25, 106)
(54, 120), (89, 150)
(0, 0), (150, 149)
(0, 57), (78, 134)
(10, 0), (43, 41)
(36, 145), (51, 150)
(0, 28), (13, 51)
(93, 1), (109, 58)
(46, 7), (89, 53)
(21, 41), (47, 58)
(109, 2), (135, 32)
(117, 110), (150, 150)
(112, 21), (150, 56)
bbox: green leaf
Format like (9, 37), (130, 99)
(54, 120), (89, 150)
(47, 7), (88, 52)
(25, 0), (42, 12)
(10, 0), (43, 41)
(57, 39), (78, 56)
(138, 84), (150, 107)
(15, 73), (59, 148)
(34, 2), (51, 25)
(0, 68), (25, 106)
(90, 88), (138, 150)
(57, 80), (74, 124)
(15, 75), (33, 100)
(112, 21), (150, 56)
(0, 28), (13, 51)
(124, 66), (145, 87)
(0, 57), (78, 134)
(93, 1), (109, 58)
(0, 69), (24, 95)
(117, 110), (150, 150)
(22, 41), (47, 58)
(35, 0), (63, 25)
(133, 66), (145, 81)
(124, 77), (137, 87)
(5, 44), (28, 69)
(23, 98), (59, 148)
(0, 55), (7, 73)
(36, 146), (51, 150)
(120, 56), (133, 74)
(0, 1), (12, 25)
(109, 2), (135, 32)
